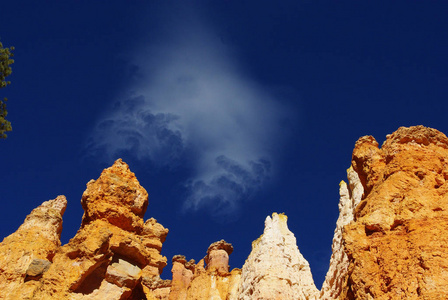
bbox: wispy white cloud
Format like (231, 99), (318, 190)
(87, 12), (292, 218)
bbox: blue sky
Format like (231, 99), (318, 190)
(1, 1), (448, 287)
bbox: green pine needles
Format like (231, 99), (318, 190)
(0, 40), (14, 139)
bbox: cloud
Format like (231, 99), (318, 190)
(87, 12), (292, 218)
(86, 96), (185, 165)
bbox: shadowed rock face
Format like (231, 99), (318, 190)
(1, 126), (448, 299)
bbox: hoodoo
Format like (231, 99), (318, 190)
(237, 213), (319, 300)
(1, 126), (448, 299)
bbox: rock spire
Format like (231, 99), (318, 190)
(0, 195), (67, 299)
(237, 213), (319, 300)
(1, 126), (448, 299)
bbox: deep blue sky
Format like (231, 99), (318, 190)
(1, 1), (448, 288)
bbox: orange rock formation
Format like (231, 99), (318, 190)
(1, 126), (448, 299)
(340, 126), (448, 299)
(0, 159), (169, 299)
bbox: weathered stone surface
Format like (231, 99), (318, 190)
(168, 255), (195, 300)
(0, 160), (168, 299)
(0, 195), (66, 299)
(105, 258), (142, 288)
(205, 239), (233, 274)
(3, 127), (448, 299)
(340, 126), (448, 299)
(237, 213), (319, 300)
(320, 166), (363, 299)
(185, 240), (240, 300)
(80, 158), (148, 232)
(142, 276), (171, 300)
(25, 258), (52, 279)
(165, 240), (240, 300)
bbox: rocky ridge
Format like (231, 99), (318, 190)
(1, 126), (448, 299)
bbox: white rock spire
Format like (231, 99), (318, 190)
(236, 213), (319, 300)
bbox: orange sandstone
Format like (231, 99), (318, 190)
(341, 126), (448, 299)
(1, 126), (448, 299)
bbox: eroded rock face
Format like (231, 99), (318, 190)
(80, 158), (149, 232)
(237, 213), (319, 300)
(2, 126), (448, 299)
(0, 159), (169, 300)
(340, 126), (448, 299)
(167, 240), (241, 300)
(0, 195), (66, 299)
(205, 240), (233, 274)
(186, 240), (241, 300)
(168, 255), (195, 300)
(320, 166), (363, 299)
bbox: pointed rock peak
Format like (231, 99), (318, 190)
(20, 195), (67, 239)
(264, 212), (289, 235)
(0, 196), (68, 298)
(238, 212), (319, 299)
(37, 195), (67, 216)
(80, 159), (148, 231)
(100, 159), (140, 187)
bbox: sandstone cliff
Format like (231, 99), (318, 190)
(339, 126), (448, 299)
(1, 126), (448, 299)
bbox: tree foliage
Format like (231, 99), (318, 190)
(0, 40), (14, 139)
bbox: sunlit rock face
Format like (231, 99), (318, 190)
(237, 213), (320, 300)
(0, 159), (169, 299)
(320, 166), (363, 299)
(168, 240), (241, 300)
(168, 255), (195, 300)
(2, 126), (448, 299)
(186, 240), (241, 300)
(80, 158), (149, 232)
(0, 195), (66, 299)
(340, 126), (448, 299)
